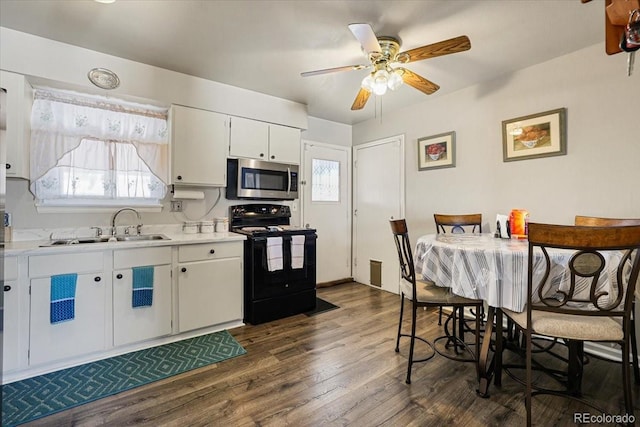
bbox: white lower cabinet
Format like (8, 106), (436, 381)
(5, 238), (245, 381)
(177, 242), (243, 332)
(28, 252), (108, 366)
(29, 272), (109, 366)
(113, 247), (172, 347)
(3, 257), (21, 372)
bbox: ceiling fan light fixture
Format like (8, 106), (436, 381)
(372, 69), (389, 95)
(387, 69), (403, 91)
(361, 74), (374, 92)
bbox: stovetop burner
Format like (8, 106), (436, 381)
(230, 204), (316, 237)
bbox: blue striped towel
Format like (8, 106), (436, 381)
(132, 266), (154, 308)
(50, 273), (77, 324)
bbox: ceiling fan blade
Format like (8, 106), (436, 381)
(348, 23), (382, 54)
(399, 35), (471, 63)
(351, 88), (371, 110)
(301, 64), (370, 77)
(399, 68), (440, 95)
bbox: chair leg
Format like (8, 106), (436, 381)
(630, 309), (640, 383)
(622, 337), (634, 421)
(494, 309), (503, 387)
(475, 304), (481, 381)
(438, 307), (443, 325)
(396, 294), (405, 353)
(406, 302), (418, 384)
(526, 328), (532, 427)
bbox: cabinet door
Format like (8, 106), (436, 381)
(268, 124), (300, 164)
(0, 70), (31, 179)
(113, 264), (172, 347)
(229, 116), (269, 160)
(3, 279), (20, 372)
(177, 258), (242, 332)
(29, 273), (108, 366)
(172, 105), (228, 186)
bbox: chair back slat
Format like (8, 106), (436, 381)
(434, 213), (482, 234)
(575, 215), (640, 227)
(389, 219), (417, 300)
(528, 223), (640, 316)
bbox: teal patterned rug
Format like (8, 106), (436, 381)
(2, 330), (246, 426)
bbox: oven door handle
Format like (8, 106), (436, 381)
(287, 167), (291, 195)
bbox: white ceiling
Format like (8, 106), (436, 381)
(0, 0), (603, 125)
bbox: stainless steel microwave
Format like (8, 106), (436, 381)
(226, 158), (299, 200)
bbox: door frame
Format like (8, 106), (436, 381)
(353, 134), (405, 291)
(300, 139), (353, 279)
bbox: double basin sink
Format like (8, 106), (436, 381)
(40, 234), (170, 247)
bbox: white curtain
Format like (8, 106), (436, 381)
(30, 89), (169, 202)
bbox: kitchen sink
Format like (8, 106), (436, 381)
(39, 234), (170, 247)
(115, 234), (170, 241)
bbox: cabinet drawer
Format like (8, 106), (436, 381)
(29, 252), (104, 277)
(5, 257), (18, 281)
(113, 246), (172, 269)
(178, 242), (243, 263)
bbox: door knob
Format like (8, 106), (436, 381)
(116, 274), (123, 279)
(181, 267), (187, 272)
(94, 276), (102, 282)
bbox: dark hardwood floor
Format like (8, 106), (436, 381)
(24, 282), (638, 426)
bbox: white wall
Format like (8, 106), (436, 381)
(1, 28), (339, 230)
(0, 28), (307, 129)
(353, 43), (640, 238)
(302, 116), (352, 147)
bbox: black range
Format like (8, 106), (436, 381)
(230, 204), (317, 324)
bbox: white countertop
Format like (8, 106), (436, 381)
(4, 231), (246, 256)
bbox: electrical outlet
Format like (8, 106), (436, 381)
(171, 201), (183, 212)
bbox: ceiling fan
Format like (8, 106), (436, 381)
(301, 23), (471, 110)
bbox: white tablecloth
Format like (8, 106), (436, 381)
(414, 234), (625, 313)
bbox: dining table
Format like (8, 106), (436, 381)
(413, 232), (627, 397)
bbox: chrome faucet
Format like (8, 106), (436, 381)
(111, 207), (143, 236)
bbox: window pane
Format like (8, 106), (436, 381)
(34, 139), (165, 204)
(311, 158), (339, 202)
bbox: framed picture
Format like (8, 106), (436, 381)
(418, 131), (455, 170)
(502, 108), (566, 162)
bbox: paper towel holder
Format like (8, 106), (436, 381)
(170, 184), (205, 200)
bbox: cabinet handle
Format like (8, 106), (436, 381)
(4, 285), (11, 292)
(181, 267), (187, 272)
(209, 249), (215, 254)
(6, 163), (11, 170)
(177, 175), (183, 180)
(271, 155), (275, 160)
(116, 274), (123, 279)
(259, 153), (264, 157)
(94, 276), (102, 282)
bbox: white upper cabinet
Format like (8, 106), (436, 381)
(0, 70), (32, 179)
(229, 116), (300, 165)
(269, 123), (301, 164)
(228, 116), (269, 160)
(171, 105), (229, 186)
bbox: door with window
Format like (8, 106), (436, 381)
(302, 141), (351, 284)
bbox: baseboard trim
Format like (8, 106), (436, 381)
(317, 278), (354, 288)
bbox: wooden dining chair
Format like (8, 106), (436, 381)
(434, 213), (482, 234)
(389, 219), (483, 384)
(494, 222), (640, 426)
(575, 215), (640, 383)
(433, 213), (483, 326)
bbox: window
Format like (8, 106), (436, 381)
(311, 158), (340, 202)
(30, 88), (169, 208)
